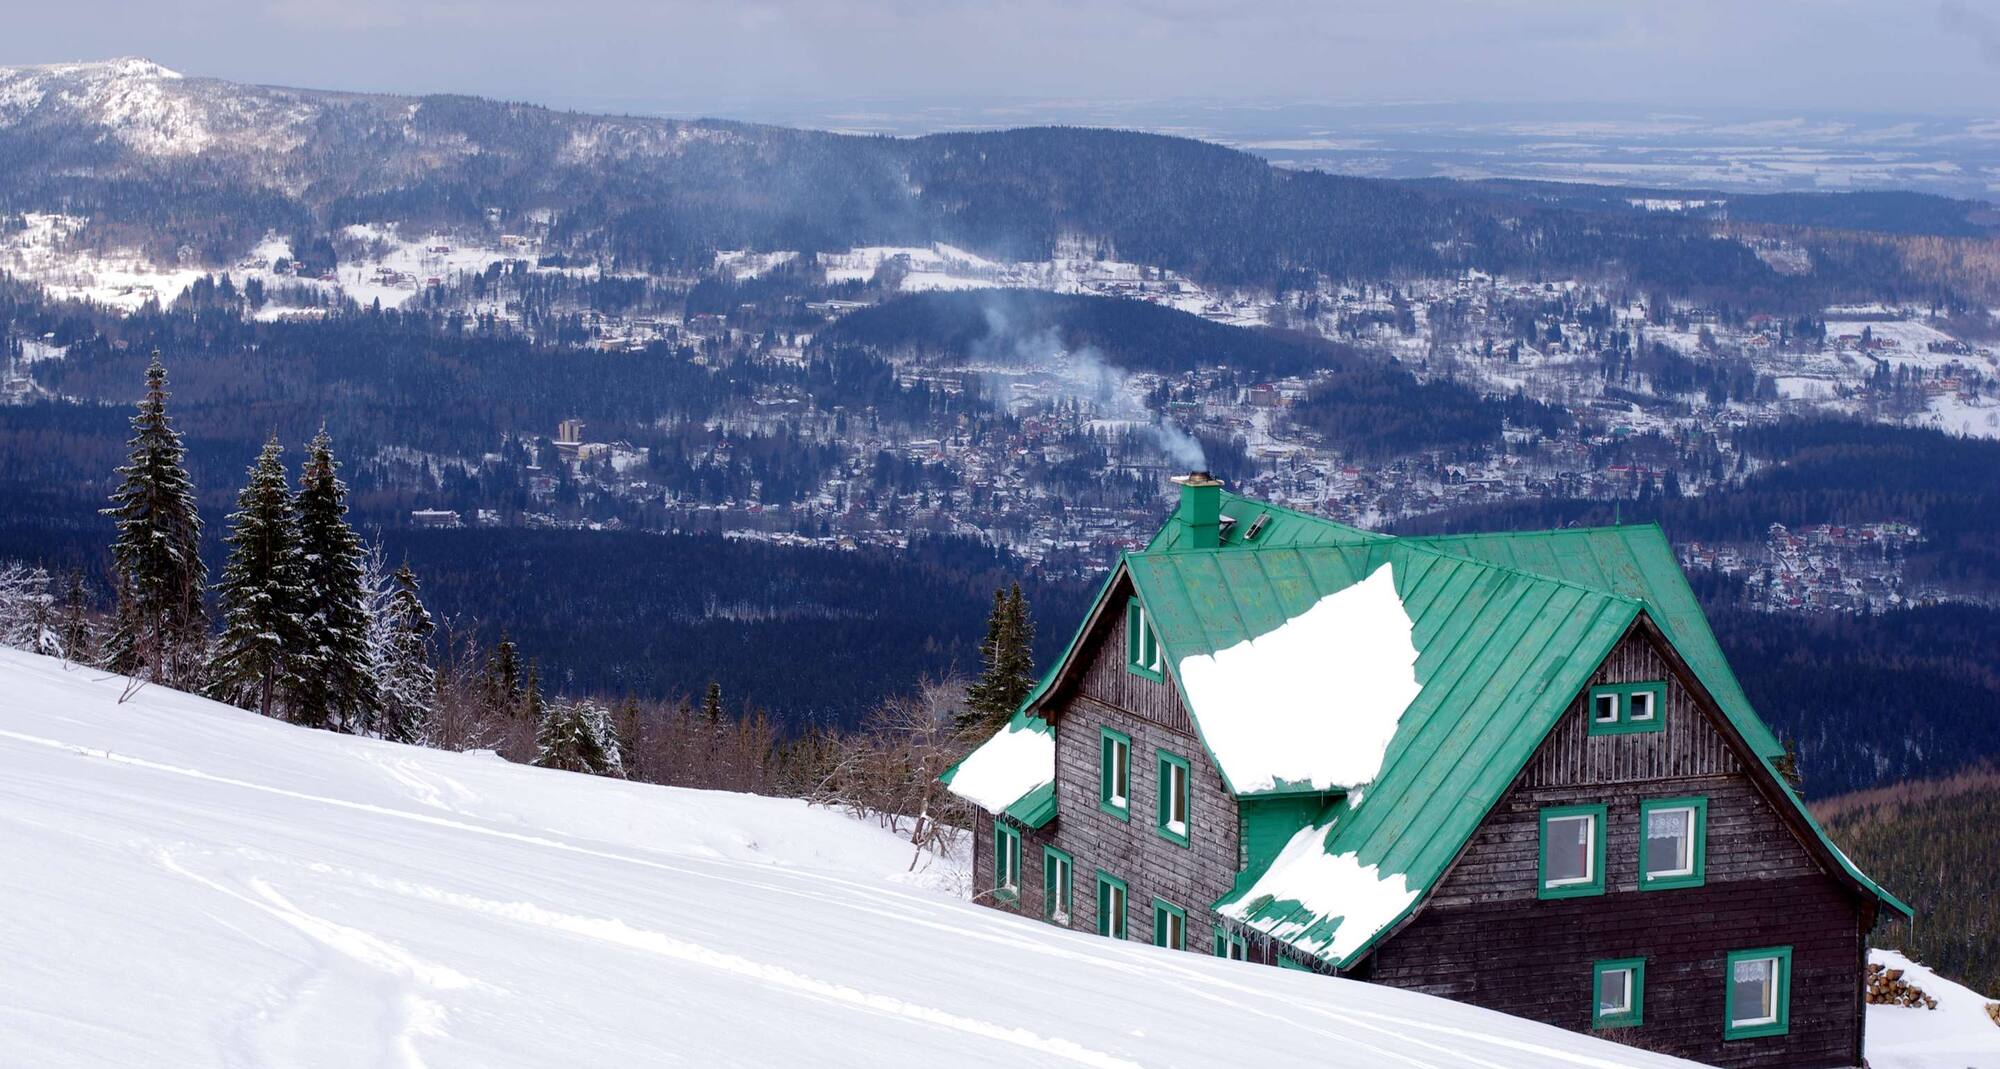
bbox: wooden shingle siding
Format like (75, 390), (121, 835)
(1051, 694), (1238, 949)
(1075, 602), (1193, 736)
(1523, 633), (1739, 788)
(1360, 628), (1865, 1069)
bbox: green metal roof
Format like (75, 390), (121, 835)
(1405, 525), (1783, 759)
(944, 490), (1909, 965)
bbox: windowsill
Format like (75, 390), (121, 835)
(1157, 821), (1191, 848)
(1538, 880), (1605, 900)
(1724, 1020), (1787, 1041)
(1592, 1014), (1642, 1031)
(1100, 799), (1131, 821)
(1126, 664), (1163, 682)
(1640, 872), (1704, 891)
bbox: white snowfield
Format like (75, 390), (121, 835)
(1866, 949), (2000, 1069)
(0, 646), (1718, 1068)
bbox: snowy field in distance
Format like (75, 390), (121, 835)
(0, 646), (1709, 1069)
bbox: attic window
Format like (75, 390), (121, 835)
(1586, 682), (1668, 736)
(1126, 599), (1163, 681)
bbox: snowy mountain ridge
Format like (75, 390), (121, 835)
(0, 643), (1726, 1068)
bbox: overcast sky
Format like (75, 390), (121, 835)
(7, 0), (2000, 118)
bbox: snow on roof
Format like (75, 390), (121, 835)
(1174, 561), (1419, 794)
(943, 718), (1053, 814)
(1218, 813), (1419, 962)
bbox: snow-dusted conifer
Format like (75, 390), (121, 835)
(293, 429), (380, 732)
(0, 562), (61, 656)
(533, 696), (623, 777)
(102, 354), (207, 686)
(211, 437), (310, 720)
(370, 559), (437, 744)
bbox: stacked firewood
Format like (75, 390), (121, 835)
(1863, 963), (1938, 1009)
(1985, 1001), (1999, 1028)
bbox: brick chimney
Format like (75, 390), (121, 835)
(1172, 471), (1223, 548)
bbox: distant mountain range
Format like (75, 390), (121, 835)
(4, 58), (1997, 302)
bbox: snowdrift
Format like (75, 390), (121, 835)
(1, 647), (1714, 1067)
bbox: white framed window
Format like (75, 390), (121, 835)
(1640, 796), (1708, 889)
(993, 823), (1020, 901)
(1593, 692), (1620, 723)
(1725, 947), (1792, 1039)
(1157, 750), (1191, 846)
(1538, 805), (1606, 898)
(1592, 958), (1645, 1029)
(1628, 689), (1656, 721)
(1100, 728), (1131, 817)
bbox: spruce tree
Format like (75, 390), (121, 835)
(293, 430), (379, 732)
(212, 437), (310, 720)
(486, 632), (521, 708)
(701, 680), (724, 722)
(374, 562), (437, 744)
(103, 354), (207, 686)
(533, 697), (620, 776)
(962, 583), (1035, 734)
(522, 662), (543, 723)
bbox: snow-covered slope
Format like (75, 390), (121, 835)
(1867, 949), (2000, 1069)
(0, 646), (1706, 1068)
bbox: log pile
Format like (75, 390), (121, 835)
(1864, 963), (1938, 1009)
(1985, 1001), (1998, 1028)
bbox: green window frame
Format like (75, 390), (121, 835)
(1155, 749), (1192, 847)
(1099, 727), (1132, 820)
(1125, 599), (1163, 681)
(1095, 871), (1128, 939)
(1639, 796), (1708, 891)
(1538, 803), (1607, 899)
(1214, 926), (1247, 960)
(992, 823), (1020, 904)
(1152, 899), (1186, 950)
(1587, 681), (1668, 735)
(1592, 958), (1646, 1030)
(1043, 846), (1074, 926)
(1724, 946), (1793, 1040)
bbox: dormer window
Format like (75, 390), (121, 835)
(1587, 682), (1667, 736)
(1126, 599), (1163, 680)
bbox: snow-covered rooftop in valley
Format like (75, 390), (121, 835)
(1219, 815), (1420, 963)
(1175, 561), (1421, 794)
(0, 646), (1717, 1068)
(1866, 949), (2000, 1069)
(943, 717), (1053, 813)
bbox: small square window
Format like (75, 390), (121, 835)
(1725, 947), (1792, 1040)
(1592, 958), (1646, 1029)
(1538, 805), (1606, 898)
(1587, 682), (1668, 735)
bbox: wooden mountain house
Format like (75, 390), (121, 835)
(944, 474), (1907, 1069)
